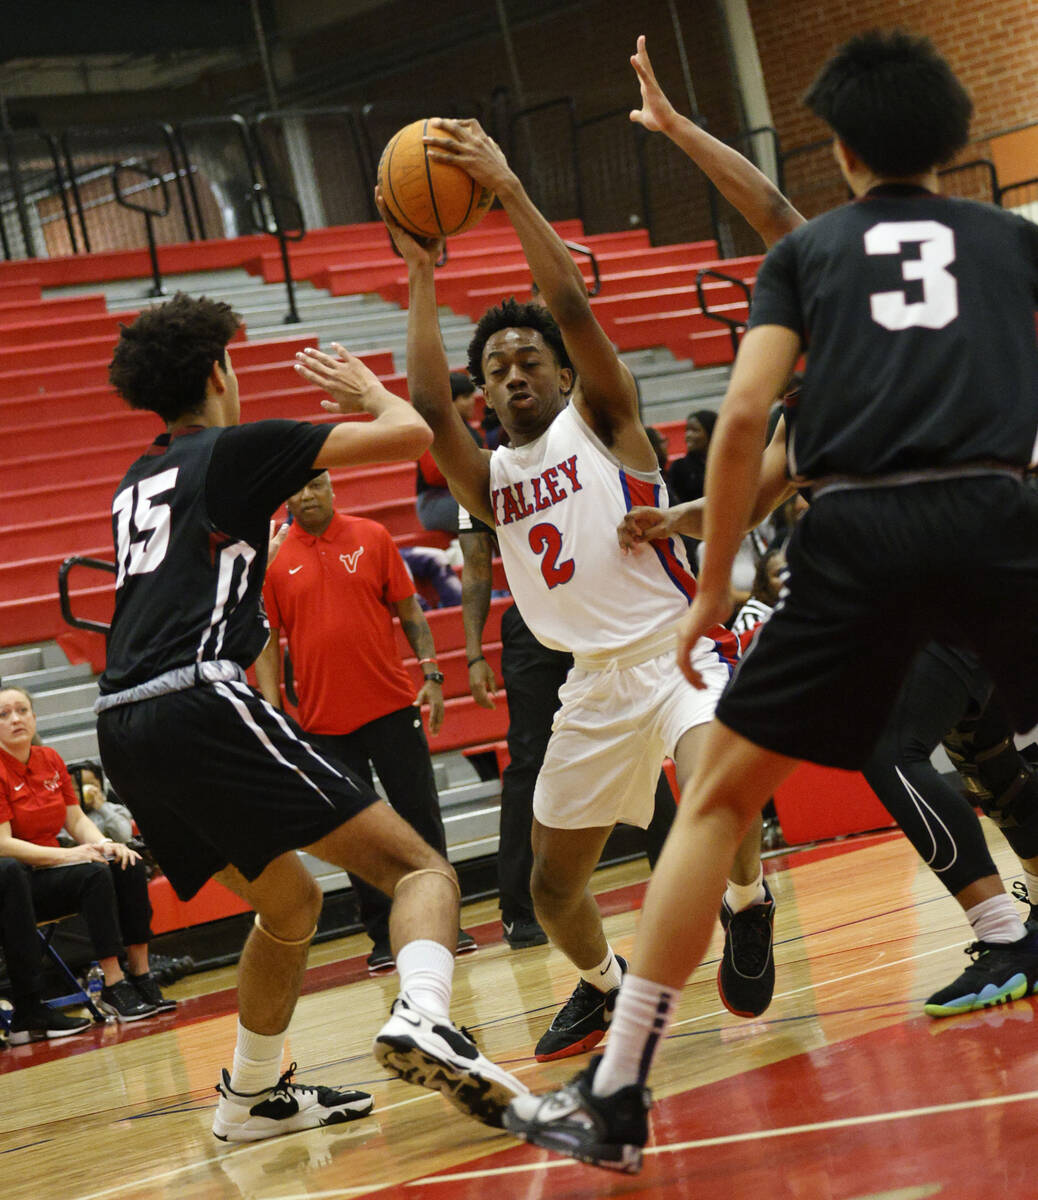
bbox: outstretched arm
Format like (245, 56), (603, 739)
(378, 192), (496, 526)
(630, 35), (804, 249)
(676, 325), (801, 686)
(293, 344), (433, 467)
(425, 119), (648, 461)
(617, 414), (795, 549)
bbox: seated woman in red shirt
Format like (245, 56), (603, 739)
(0, 687), (173, 1040)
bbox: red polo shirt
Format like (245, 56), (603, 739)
(263, 512), (419, 735)
(0, 744), (77, 847)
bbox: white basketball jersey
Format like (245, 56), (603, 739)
(489, 404), (699, 657)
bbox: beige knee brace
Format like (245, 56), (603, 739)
(253, 913), (317, 947)
(393, 867), (461, 898)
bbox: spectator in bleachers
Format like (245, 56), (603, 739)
(69, 762), (134, 844)
(256, 472), (475, 973)
(399, 544), (462, 610)
(0, 687), (174, 1034)
(415, 372), (485, 533)
(666, 409), (716, 505)
(644, 425), (670, 477)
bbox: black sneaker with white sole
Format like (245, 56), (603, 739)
(718, 882), (776, 1018)
(212, 1061), (374, 1142)
(100, 978), (157, 1022)
(503, 1054), (650, 1174)
(373, 994), (528, 1127)
(8, 1003), (92, 1044)
(128, 971), (177, 1013)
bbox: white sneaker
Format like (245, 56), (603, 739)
(212, 1061), (374, 1142)
(373, 994), (528, 1127)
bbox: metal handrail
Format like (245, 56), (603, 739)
(937, 158), (1000, 204)
(695, 267), (752, 358)
(249, 182), (306, 323)
(58, 557), (116, 636)
(562, 239), (601, 296)
(112, 157), (170, 297)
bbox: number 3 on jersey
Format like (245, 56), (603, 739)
(529, 522), (574, 589)
(864, 220), (958, 331)
(112, 467), (179, 587)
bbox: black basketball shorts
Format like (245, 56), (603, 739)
(97, 678), (379, 900)
(716, 474), (1038, 769)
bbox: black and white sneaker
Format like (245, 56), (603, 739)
(366, 941), (395, 974)
(212, 1061), (374, 1142)
(534, 957), (627, 1062)
(502, 915), (548, 950)
(373, 994), (528, 1127)
(8, 1003), (93, 1044)
(100, 979), (158, 1022)
(128, 971), (177, 1013)
(718, 882), (776, 1018)
(503, 1055), (650, 1174)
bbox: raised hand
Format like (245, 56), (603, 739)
(294, 343), (384, 414)
(375, 188), (443, 266)
(423, 118), (514, 196)
(630, 34), (678, 134)
(617, 505), (673, 553)
(268, 519), (290, 565)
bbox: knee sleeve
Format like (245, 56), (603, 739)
(944, 711), (1038, 858)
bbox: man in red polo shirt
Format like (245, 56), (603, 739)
(256, 471), (475, 972)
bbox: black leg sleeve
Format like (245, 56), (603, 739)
(861, 647), (998, 897)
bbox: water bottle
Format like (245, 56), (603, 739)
(85, 964), (106, 1017)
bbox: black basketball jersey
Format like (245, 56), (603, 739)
(100, 420), (331, 694)
(748, 184), (1038, 479)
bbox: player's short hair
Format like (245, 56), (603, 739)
(467, 297), (572, 386)
(109, 293), (242, 424)
(804, 30), (972, 178)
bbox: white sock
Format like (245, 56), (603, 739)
(229, 1022), (286, 1095)
(591, 973), (680, 1096)
(724, 870), (766, 914)
(1023, 868), (1038, 906)
(966, 894), (1027, 944)
(579, 947), (623, 992)
(397, 939), (454, 1020)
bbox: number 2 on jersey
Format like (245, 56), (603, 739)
(529, 522), (574, 589)
(112, 467), (179, 587)
(864, 220), (958, 331)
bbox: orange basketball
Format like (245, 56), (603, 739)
(377, 119), (495, 239)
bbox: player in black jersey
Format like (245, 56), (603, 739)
(96, 295), (527, 1142)
(505, 30), (1038, 1172)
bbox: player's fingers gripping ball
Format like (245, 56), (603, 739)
(377, 118), (495, 239)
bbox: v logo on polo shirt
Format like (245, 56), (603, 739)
(340, 548), (364, 573)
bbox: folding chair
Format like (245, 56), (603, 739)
(37, 918), (106, 1022)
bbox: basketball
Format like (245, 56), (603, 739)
(377, 118), (495, 239)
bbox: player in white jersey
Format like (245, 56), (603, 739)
(377, 118), (776, 1063)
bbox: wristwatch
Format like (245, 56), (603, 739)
(423, 671), (445, 685)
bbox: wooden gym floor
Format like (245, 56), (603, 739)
(2, 824), (1035, 1200)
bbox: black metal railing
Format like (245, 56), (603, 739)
(111, 157), (171, 297)
(695, 267), (752, 358)
(58, 557), (116, 636)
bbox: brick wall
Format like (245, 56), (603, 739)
(748, 0), (1038, 216)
